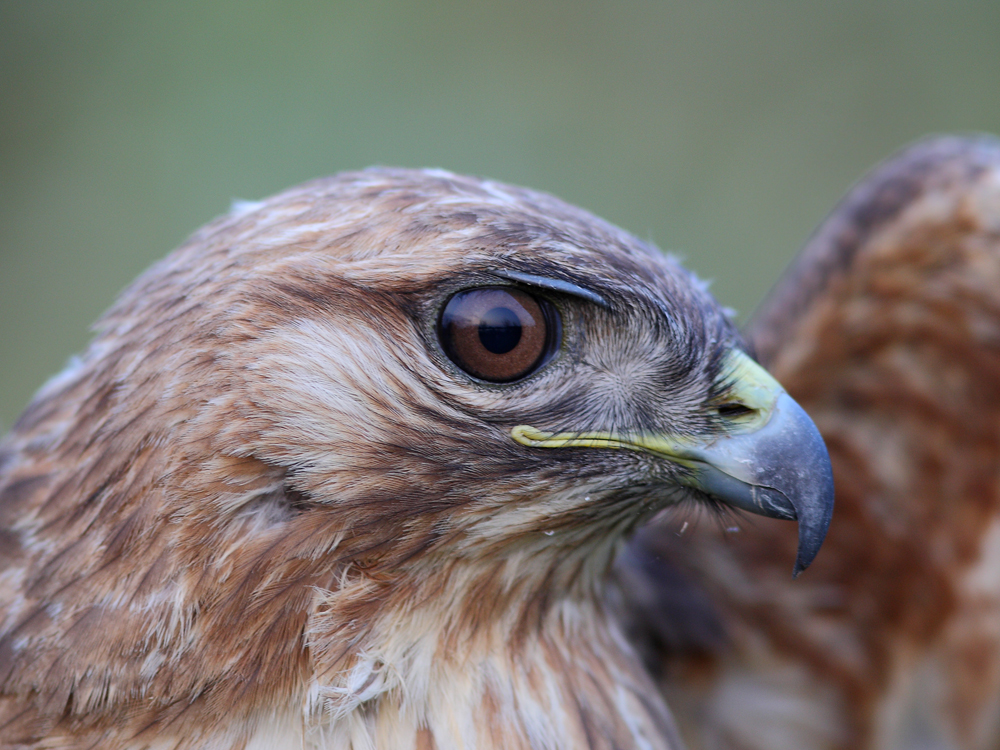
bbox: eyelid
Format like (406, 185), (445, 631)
(489, 270), (610, 310)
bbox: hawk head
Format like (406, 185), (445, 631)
(0, 168), (833, 748)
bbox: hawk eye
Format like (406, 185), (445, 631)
(438, 287), (561, 382)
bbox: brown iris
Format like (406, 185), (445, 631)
(438, 287), (560, 382)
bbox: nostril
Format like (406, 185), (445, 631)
(717, 403), (756, 419)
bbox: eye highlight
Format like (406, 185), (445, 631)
(438, 287), (561, 382)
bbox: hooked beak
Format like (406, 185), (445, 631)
(511, 350), (835, 577)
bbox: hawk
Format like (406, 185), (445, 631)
(0, 169), (833, 748)
(619, 134), (1000, 750)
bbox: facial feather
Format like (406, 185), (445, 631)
(0, 167), (767, 749)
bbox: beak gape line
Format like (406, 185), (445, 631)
(511, 351), (835, 577)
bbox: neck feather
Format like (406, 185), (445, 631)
(292, 549), (683, 750)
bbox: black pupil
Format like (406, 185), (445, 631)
(478, 306), (522, 354)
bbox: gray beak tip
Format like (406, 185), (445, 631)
(687, 390), (835, 577)
(777, 394), (835, 577)
(790, 456), (835, 577)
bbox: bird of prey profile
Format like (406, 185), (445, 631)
(0, 167), (833, 748)
(618, 134), (1000, 750)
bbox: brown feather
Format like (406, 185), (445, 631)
(0, 168), (741, 748)
(625, 135), (1000, 749)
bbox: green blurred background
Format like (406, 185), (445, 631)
(2, 1), (998, 428)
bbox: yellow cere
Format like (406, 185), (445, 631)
(714, 349), (783, 432)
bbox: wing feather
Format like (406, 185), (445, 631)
(618, 134), (1000, 750)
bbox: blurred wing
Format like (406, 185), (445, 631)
(616, 135), (1000, 750)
